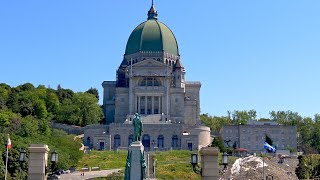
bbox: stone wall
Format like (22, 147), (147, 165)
(51, 122), (84, 135)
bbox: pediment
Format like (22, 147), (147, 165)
(131, 59), (167, 68)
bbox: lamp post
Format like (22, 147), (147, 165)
(19, 149), (27, 162)
(222, 152), (229, 169)
(190, 153), (201, 175)
(50, 150), (58, 174)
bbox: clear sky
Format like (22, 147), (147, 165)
(1, 1), (319, 118)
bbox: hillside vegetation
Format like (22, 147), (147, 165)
(0, 82), (103, 179)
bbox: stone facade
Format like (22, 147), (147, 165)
(84, 123), (211, 151)
(83, 4), (211, 151)
(220, 121), (297, 153)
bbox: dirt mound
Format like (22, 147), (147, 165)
(220, 155), (298, 180)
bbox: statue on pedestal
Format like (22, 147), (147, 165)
(133, 113), (143, 141)
(124, 113), (147, 180)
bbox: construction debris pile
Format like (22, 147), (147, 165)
(219, 155), (298, 180)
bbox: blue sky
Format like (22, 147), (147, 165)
(1, 1), (319, 118)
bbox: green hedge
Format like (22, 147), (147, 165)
(296, 154), (320, 179)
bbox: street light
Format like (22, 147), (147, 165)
(19, 149), (27, 162)
(49, 150), (58, 177)
(222, 152), (230, 169)
(190, 153), (201, 175)
(51, 150), (58, 163)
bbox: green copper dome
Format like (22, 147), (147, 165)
(125, 5), (179, 56)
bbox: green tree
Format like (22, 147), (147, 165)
(269, 110), (302, 126)
(46, 92), (59, 114)
(200, 114), (231, 133)
(56, 85), (74, 102)
(18, 116), (39, 137)
(0, 83), (11, 109)
(231, 110), (256, 125)
(211, 137), (227, 152)
(0, 110), (11, 127)
(86, 87), (99, 100)
(56, 93), (103, 126)
(72, 93), (103, 126)
(15, 83), (35, 92)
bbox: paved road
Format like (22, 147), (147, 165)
(58, 169), (121, 180)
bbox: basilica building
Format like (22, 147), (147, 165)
(84, 3), (211, 151)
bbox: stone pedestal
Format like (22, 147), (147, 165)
(28, 144), (49, 180)
(199, 147), (219, 180)
(130, 141), (144, 180)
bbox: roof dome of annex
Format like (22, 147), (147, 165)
(125, 3), (179, 56)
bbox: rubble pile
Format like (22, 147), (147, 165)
(220, 155), (298, 180)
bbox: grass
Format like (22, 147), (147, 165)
(77, 150), (238, 180)
(76, 150), (127, 170)
(92, 172), (123, 180)
(155, 150), (201, 180)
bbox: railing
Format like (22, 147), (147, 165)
(185, 81), (201, 85)
(135, 86), (165, 91)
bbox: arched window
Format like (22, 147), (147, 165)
(158, 135), (164, 148)
(172, 135), (179, 149)
(114, 134), (121, 150)
(142, 134), (150, 151)
(139, 78), (161, 86)
(128, 135), (133, 146)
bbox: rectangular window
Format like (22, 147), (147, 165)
(140, 96), (145, 114)
(147, 96), (152, 114)
(154, 96), (159, 114)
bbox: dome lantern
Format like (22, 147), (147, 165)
(148, 0), (158, 20)
(125, 3), (179, 56)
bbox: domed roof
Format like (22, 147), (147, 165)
(125, 4), (179, 56)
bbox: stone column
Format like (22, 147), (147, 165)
(28, 144), (50, 180)
(138, 96), (141, 114)
(199, 147), (219, 180)
(130, 141), (145, 179)
(151, 96), (154, 114)
(144, 96), (147, 114)
(159, 96), (161, 114)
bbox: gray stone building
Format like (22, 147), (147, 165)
(220, 120), (297, 153)
(84, 3), (211, 151)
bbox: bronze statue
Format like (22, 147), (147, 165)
(133, 113), (143, 141)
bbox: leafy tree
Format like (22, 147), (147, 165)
(269, 110), (302, 126)
(0, 83), (11, 109)
(211, 136), (227, 152)
(46, 92), (59, 114)
(231, 110), (256, 125)
(56, 93), (103, 126)
(0, 152), (5, 178)
(265, 135), (273, 145)
(200, 114), (231, 133)
(18, 116), (39, 137)
(0, 109), (11, 127)
(265, 135), (274, 153)
(296, 155), (320, 179)
(56, 85), (74, 102)
(86, 87), (99, 100)
(15, 83), (35, 92)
